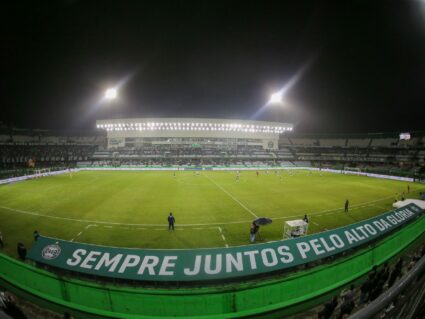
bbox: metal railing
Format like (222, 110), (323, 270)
(349, 254), (425, 319)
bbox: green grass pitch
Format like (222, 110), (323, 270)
(0, 170), (422, 256)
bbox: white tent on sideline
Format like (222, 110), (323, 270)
(283, 219), (308, 239)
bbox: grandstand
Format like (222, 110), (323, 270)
(1, 121), (424, 179)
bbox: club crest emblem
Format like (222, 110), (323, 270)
(41, 244), (61, 260)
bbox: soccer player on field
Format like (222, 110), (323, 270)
(344, 199), (349, 213)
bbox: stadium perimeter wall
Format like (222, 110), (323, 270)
(0, 214), (424, 318)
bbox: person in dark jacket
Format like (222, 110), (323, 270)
(388, 257), (403, 287)
(168, 212), (175, 230)
(339, 284), (355, 318)
(0, 292), (28, 319)
(33, 230), (40, 241)
(17, 243), (27, 260)
(360, 274), (373, 304)
(376, 262), (390, 284)
(344, 199), (349, 213)
(318, 296), (338, 319)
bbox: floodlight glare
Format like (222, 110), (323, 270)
(105, 88), (117, 100)
(269, 91), (283, 104)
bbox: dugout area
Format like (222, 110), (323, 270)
(0, 209), (424, 318)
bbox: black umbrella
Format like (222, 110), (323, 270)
(253, 218), (273, 226)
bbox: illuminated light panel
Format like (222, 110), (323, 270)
(97, 122), (292, 133)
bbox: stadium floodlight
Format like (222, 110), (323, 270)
(105, 88), (117, 100)
(269, 91), (283, 104)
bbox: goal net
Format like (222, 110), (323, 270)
(33, 168), (51, 178)
(343, 167), (362, 175)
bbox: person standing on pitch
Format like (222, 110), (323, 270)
(33, 230), (40, 241)
(168, 212), (175, 230)
(0, 231), (4, 248)
(344, 199), (349, 213)
(249, 222), (259, 243)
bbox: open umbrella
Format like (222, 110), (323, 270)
(253, 217), (273, 226)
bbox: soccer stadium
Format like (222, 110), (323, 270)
(1, 118), (425, 318)
(1, 1), (425, 319)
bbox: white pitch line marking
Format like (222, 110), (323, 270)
(70, 230), (85, 242)
(370, 204), (387, 210)
(203, 174), (258, 218)
(312, 221), (328, 231)
(218, 226), (229, 248)
(0, 193), (413, 228)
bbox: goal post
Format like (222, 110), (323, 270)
(343, 167), (362, 175)
(33, 168), (51, 178)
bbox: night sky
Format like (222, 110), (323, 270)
(1, 0), (424, 134)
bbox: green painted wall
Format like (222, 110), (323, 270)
(0, 215), (424, 319)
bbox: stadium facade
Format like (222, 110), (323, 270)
(96, 118), (293, 150)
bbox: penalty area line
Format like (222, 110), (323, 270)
(218, 226), (229, 248)
(70, 224), (97, 242)
(70, 231), (83, 242)
(311, 221), (328, 231)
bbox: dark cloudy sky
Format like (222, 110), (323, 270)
(1, 0), (424, 133)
